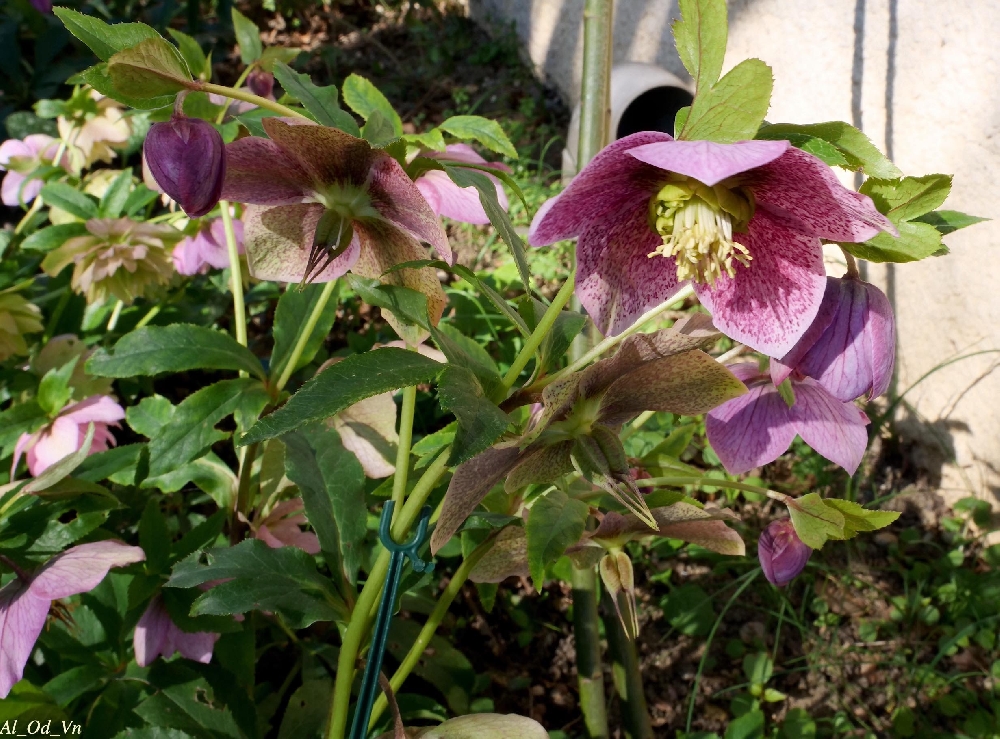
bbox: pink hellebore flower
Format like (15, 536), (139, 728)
(0, 134), (63, 207)
(13, 396), (125, 478)
(220, 118), (451, 329)
(253, 499), (321, 554)
(529, 134), (895, 356)
(758, 519), (812, 587)
(0, 541), (145, 697)
(134, 595), (218, 667)
(705, 362), (869, 475)
(173, 218), (245, 275)
(772, 275), (895, 402)
(415, 144), (510, 225)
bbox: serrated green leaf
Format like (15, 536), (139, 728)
(53, 8), (162, 62)
(107, 37), (193, 99)
(86, 324), (265, 379)
(167, 28), (209, 81)
(231, 8), (263, 65)
(342, 73), (403, 137)
(21, 224), (90, 254)
(241, 348), (443, 444)
(913, 209), (989, 235)
(861, 174), (953, 222)
(439, 115), (516, 159)
(403, 128), (446, 151)
(438, 366), (510, 465)
(823, 499), (900, 539)
(680, 58), (773, 143)
(271, 62), (359, 136)
(78, 63), (176, 110)
(360, 109), (398, 147)
(785, 493), (844, 549)
(99, 170), (133, 218)
(526, 489), (589, 590)
(345, 274), (429, 329)
(756, 121), (901, 179)
(40, 182), (98, 220)
(840, 220), (942, 263)
(672, 0), (728, 91)
(259, 46), (301, 72)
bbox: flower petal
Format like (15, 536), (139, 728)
(173, 628), (218, 664)
(598, 350), (748, 425)
(695, 209), (826, 357)
(0, 140), (33, 168)
(369, 155), (452, 263)
(61, 395), (125, 425)
(244, 204), (359, 283)
(354, 219), (447, 340)
(133, 596), (171, 667)
(705, 368), (798, 475)
(627, 139), (789, 187)
(30, 541), (145, 600)
(2, 173), (42, 207)
(415, 170), (491, 225)
(772, 276), (842, 386)
(331, 392), (398, 479)
(865, 280), (895, 399)
(789, 379), (869, 474)
(577, 193), (682, 336)
(263, 118), (377, 191)
(751, 147), (897, 241)
(222, 136), (311, 205)
(0, 582), (49, 698)
(28, 416), (83, 476)
(529, 131), (671, 246)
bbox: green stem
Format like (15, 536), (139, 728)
(198, 82), (310, 121)
(234, 442), (259, 522)
(390, 384), (418, 526)
(601, 589), (653, 739)
(368, 538), (491, 728)
(572, 564), (610, 739)
(135, 304), (161, 329)
(620, 410), (655, 443)
(541, 284), (695, 390)
(220, 202), (247, 350)
(326, 449), (451, 739)
(635, 475), (782, 498)
(274, 280), (338, 392)
(106, 300), (124, 332)
(502, 272), (576, 389)
(13, 198), (43, 235)
(215, 65), (255, 125)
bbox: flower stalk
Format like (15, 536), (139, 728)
(601, 588), (653, 739)
(390, 383), (418, 525)
(197, 82), (310, 122)
(274, 280), (339, 392)
(502, 272), (576, 390)
(572, 564), (610, 739)
(220, 202), (247, 349)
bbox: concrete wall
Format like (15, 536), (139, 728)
(469, 0), (1000, 504)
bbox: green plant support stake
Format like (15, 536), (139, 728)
(349, 501), (434, 739)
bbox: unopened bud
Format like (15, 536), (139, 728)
(600, 551), (639, 639)
(247, 69), (275, 99)
(143, 115), (225, 217)
(758, 519), (812, 587)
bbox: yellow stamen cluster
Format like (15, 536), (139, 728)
(647, 179), (756, 286)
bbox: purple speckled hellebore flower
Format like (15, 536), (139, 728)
(529, 134), (896, 356)
(705, 362), (869, 475)
(771, 275), (895, 402)
(758, 518), (812, 587)
(220, 117), (451, 331)
(0, 541), (145, 697)
(144, 115), (226, 217)
(415, 144), (510, 225)
(134, 595), (218, 666)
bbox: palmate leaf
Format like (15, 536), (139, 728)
(526, 489), (589, 590)
(672, 0), (729, 91)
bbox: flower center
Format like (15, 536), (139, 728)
(314, 182), (379, 222)
(647, 179), (756, 286)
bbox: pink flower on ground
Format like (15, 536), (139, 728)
(0, 134), (63, 207)
(173, 218), (246, 275)
(0, 541), (145, 697)
(529, 134), (896, 356)
(771, 275), (895, 402)
(705, 362), (869, 475)
(415, 144), (510, 225)
(253, 499), (320, 554)
(12, 396), (125, 478)
(133, 595), (218, 666)
(758, 519), (812, 587)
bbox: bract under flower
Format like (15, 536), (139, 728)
(221, 118), (451, 336)
(529, 134), (895, 356)
(705, 362), (869, 475)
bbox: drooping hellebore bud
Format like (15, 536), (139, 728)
(773, 276), (895, 402)
(143, 115), (225, 217)
(247, 69), (275, 99)
(599, 550), (639, 639)
(758, 519), (812, 587)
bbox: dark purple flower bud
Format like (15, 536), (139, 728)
(758, 519), (812, 587)
(143, 115), (225, 218)
(773, 276), (895, 402)
(247, 70), (275, 99)
(30, 0), (53, 12)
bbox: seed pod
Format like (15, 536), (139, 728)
(143, 115), (225, 217)
(758, 519), (812, 587)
